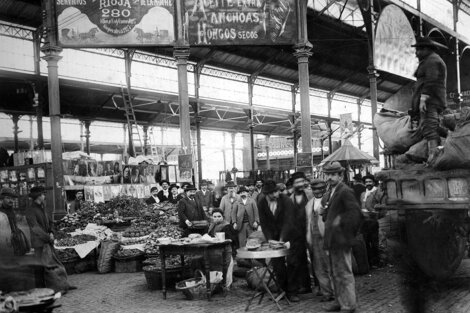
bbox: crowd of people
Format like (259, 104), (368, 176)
(138, 161), (384, 313)
(0, 161), (386, 313)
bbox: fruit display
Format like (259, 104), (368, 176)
(144, 203), (182, 255)
(121, 237), (147, 245)
(122, 227), (153, 238)
(55, 237), (83, 247)
(95, 195), (146, 218)
(55, 234), (98, 247)
(143, 256), (181, 269)
(74, 234), (98, 242)
(56, 248), (79, 261)
(114, 248), (143, 259)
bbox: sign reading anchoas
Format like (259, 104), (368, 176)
(184, 0), (298, 45)
(56, 0), (176, 47)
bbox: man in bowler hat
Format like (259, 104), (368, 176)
(257, 180), (300, 302)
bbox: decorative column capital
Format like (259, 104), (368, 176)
(367, 65), (379, 78)
(173, 46), (190, 62)
(41, 44), (62, 62)
(293, 42), (313, 61)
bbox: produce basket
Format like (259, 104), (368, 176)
(175, 270), (206, 300)
(114, 253), (145, 273)
(143, 266), (186, 290)
(176, 270), (223, 300)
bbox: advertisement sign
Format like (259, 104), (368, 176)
(183, 0), (298, 45)
(56, 0), (176, 47)
(296, 152), (312, 168)
(178, 154), (192, 182)
(374, 5), (417, 80)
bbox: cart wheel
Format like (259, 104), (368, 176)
(405, 210), (467, 280)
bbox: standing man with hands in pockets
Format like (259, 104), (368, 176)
(321, 162), (363, 313)
(231, 186), (259, 248)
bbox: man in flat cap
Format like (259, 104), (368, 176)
(305, 179), (334, 302)
(410, 36), (448, 163)
(321, 162), (362, 313)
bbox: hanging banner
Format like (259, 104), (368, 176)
(178, 154), (192, 182)
(183, 0), (298, 45)
(339, 113), (353, 140)
(56, 0), (176, 47)
(374, 5), (417, 80)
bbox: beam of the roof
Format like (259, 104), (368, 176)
(250, 52), (280, 83)
(316, 0), (338, 16)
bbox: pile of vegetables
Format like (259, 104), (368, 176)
(55, 234), (98, 247)
(114, 248), (143, 259)
(56, 248), (79, 261)
(144, 203), (182, 256)
(96, 195), (146, 218)
(123, 227), (153, 238)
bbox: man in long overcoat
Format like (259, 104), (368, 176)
(258, 180), (300, 302)
(321, 162), (363, 313)
(289, 171), (313, 294)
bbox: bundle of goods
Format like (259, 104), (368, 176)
(97, 240), (120, 274)
(3, 288), (58, 312)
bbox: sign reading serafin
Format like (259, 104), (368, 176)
(183, 0), (297, 45)
(56, 0), (175, 47)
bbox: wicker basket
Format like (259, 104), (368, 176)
(143, 266), (185, 290)
(175, 270), (206, 300)
(114, 254), (145, 273)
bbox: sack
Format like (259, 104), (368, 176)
(41, 244), (70, 292)
(246, 267), (278, 292)
(431, 122), (470, 170)
(374, 111), (422, 154)
(97, 240), (120, 273)
(11, 229), (30, 256)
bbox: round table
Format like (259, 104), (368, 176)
(237, 247), (291, 311)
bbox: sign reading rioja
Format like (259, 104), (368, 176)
(184, 0), (297, 45)
(56, 0), (175, 47)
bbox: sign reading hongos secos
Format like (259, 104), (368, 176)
(184, 0), (298, 45)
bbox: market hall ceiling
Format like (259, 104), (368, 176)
(0, 0), (442, 135)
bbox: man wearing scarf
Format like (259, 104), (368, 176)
(289, 172), (313, 296)
(305, 179), (334, 302)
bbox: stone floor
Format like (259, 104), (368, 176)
(53, 259), (470, 313)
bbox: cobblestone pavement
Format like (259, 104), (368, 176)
(55, 259), (470, 313)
